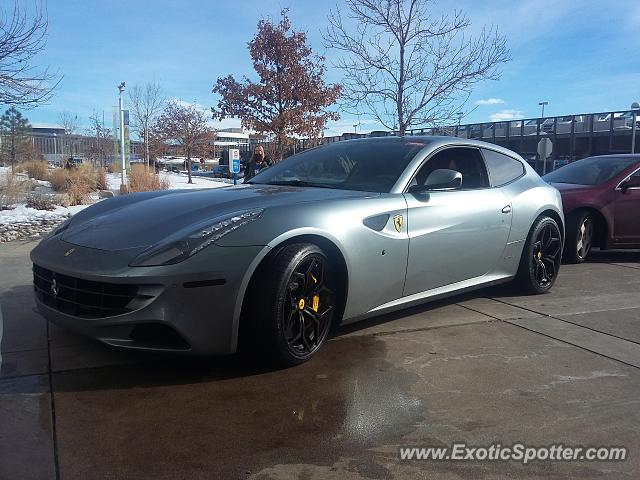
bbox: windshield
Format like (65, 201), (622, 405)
(544, 156), (638, 185)
(248, 139), (427, 193)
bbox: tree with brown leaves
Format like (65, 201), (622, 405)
(324, 0), (510, 135)
(213, 9), (341, 160)
(153, 101), (215, 184)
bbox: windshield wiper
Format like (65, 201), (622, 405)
(261, 180), (341, 189)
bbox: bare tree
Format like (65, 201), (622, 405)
(86, 111), (111, 167)
(128, 82), (164, 166)
(153, 101), (215, 184)
(58, 111), (79, 134)
(0, 1), (60, 106)
(324, 0), (510, 135)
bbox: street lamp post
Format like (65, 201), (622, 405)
(118, 82), (127, 193)
(456, 112), (464, 136)
(538, 101), (548, 119)
(353, 124), (358, 134)
(631, 102), (639, 154)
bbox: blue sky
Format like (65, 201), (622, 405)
(20, 0), (640, 136)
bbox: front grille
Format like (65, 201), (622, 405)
(33, 264), (158, 319)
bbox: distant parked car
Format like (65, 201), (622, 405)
(544, 155), (640, 262)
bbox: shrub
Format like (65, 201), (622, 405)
(66, 165), (96, 205)
(22, 160), (49, 181)
(49, 168), (71, 192)
(0, 171), (26, 210)
(96, 167), (108, 190)
(128, 164), (170, 192)
(26, 192), (57, 211)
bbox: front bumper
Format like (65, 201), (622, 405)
(30, 237), (266, 355)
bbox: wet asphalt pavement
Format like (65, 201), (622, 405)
(1, 240), (640, 479)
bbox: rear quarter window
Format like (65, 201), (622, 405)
(482, 149), (525, 187)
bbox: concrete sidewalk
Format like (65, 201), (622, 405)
(1, 240), (639, 479)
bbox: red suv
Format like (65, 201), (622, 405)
(544, 155), (640, 262)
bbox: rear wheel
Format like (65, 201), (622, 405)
(564, 211), (594, 263)
(250, 243), (336, 366)
(517, 216), (562, 294)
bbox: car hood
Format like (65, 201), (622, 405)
(61, 184), (374, 251)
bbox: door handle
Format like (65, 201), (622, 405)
(501, 205), (512, 214)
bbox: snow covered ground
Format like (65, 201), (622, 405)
(105, 171), (233, 191)
(0, 167), (232, 242)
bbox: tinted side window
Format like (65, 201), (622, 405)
(482, 149), (525, 187)
(412, 147), (490, 189)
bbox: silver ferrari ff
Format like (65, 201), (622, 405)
(31, 137), (564, 365)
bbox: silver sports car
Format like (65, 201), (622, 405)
(31, 137), (564, 365)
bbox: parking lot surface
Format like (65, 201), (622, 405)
(1, 240), (640, 479)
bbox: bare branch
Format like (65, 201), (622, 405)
(323, 0), (510, 135)
(58, 111), (78, 134)
(0, 1), (60, 107)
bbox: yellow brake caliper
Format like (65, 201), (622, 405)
(310, 273), (320, 312)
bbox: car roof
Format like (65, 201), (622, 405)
(333, 135), (525, 160)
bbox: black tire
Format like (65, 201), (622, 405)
(516, 216), (563, 294)
(249, 243), (336, 367)
(563, 211), (594, 264)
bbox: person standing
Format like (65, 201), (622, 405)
(245, 145), (272, 180)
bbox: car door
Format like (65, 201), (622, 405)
(614, 168), (640, 244)
(402, 146), (513, 296)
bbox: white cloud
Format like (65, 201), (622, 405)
(172, 98), (242, 130)
(489, 110), (524, 122)
(476, 98), (505, 106)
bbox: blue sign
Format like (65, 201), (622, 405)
(232, 158), (240, 174)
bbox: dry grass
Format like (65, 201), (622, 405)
(66, 165), (97, 205)
(48, 165), (103, 205)
(21, 160), (49, 181)
(128, 164), (169, 192)
(0, 170), (27, 210)
(96, 167), (108, 190)
(107, 162), (121, 174)
(49, 168), (71, 192)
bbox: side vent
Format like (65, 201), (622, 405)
(363, 214), (390, 232)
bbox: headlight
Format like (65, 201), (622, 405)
(129, 209), (263, 267)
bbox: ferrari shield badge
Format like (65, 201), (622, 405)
(393, 214), (403, 232)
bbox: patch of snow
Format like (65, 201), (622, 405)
(0, 203), (88, 225)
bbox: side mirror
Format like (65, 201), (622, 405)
(423, 169), (463, 191)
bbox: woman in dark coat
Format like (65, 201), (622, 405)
(245, 145), (272, 180)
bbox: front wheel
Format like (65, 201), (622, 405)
(517, 216), (563, 294)
(564, 211), (594, 263)
(252, 243), (336, 366)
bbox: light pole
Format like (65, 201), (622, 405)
(538, 101), (548, 119)
(118, 82), (127, 192)
(456, 112), (464, 136)
(353, 124), (358, 134)
(631, 102), (639, 154)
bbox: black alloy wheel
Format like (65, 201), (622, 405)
(249, 243), (336, 366)
(282, 253), (335, 359)
(531, 222), (562, 288)
(517, 216), (562, 294)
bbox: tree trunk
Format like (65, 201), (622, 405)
(187, 152), (193, 184)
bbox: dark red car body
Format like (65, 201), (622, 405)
(545, 155), (640, 252)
